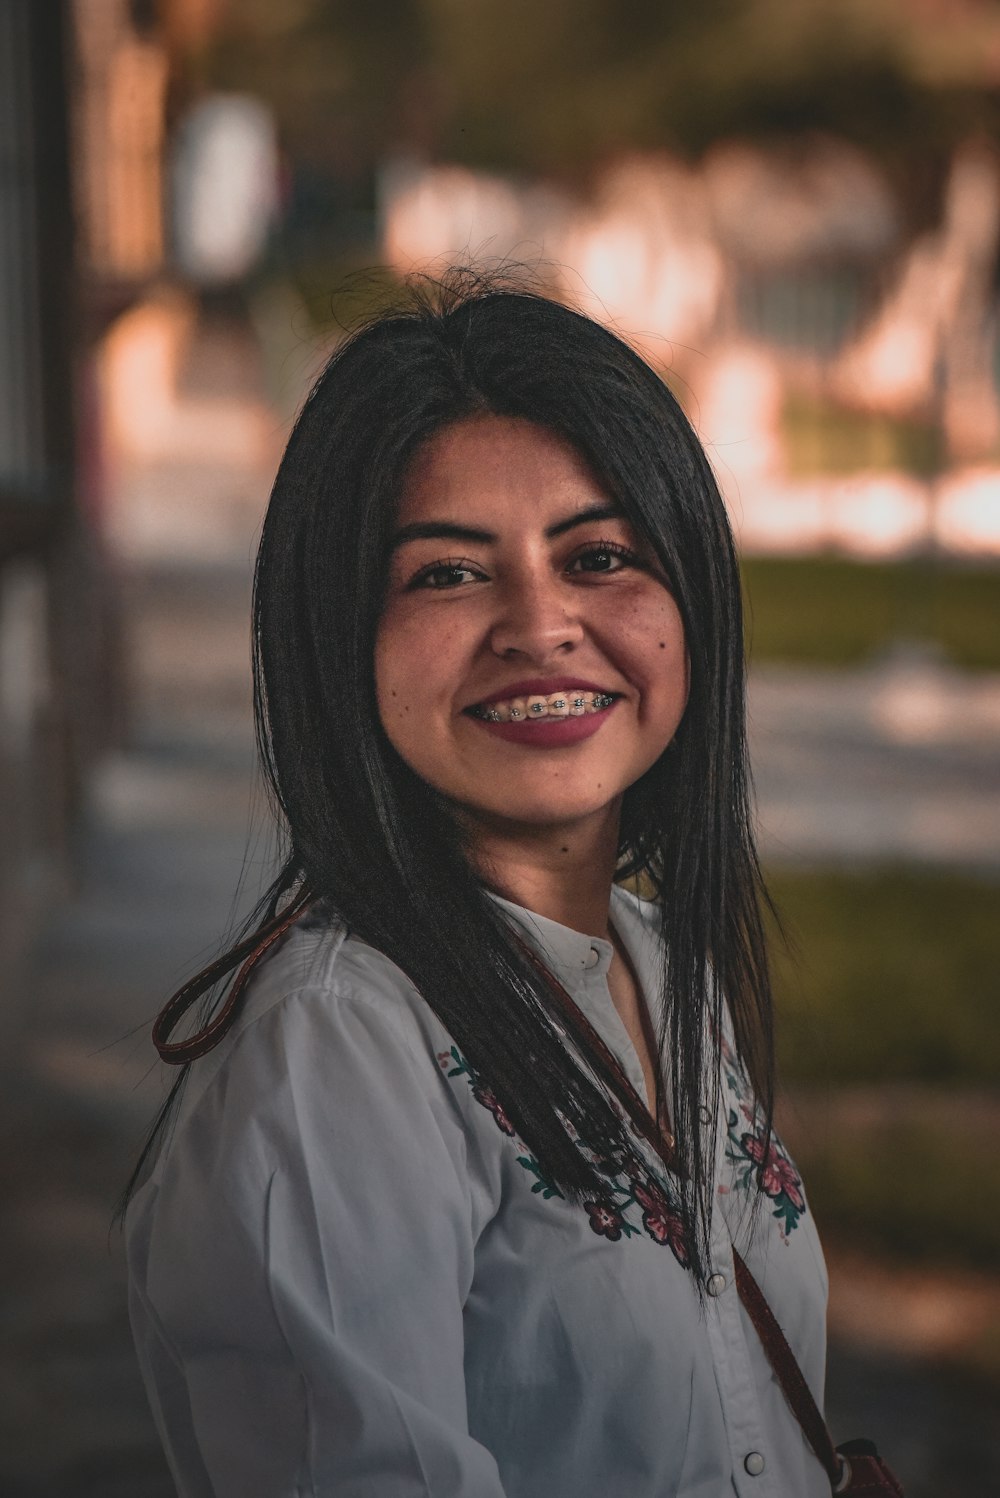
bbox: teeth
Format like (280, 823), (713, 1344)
(473, 691), (615, 722)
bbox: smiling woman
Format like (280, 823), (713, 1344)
(121, 274), (871, 1498)
(376, 415), (689, 846)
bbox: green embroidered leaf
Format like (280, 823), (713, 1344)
(446, 1044), (473, 1078)
(516, 1153), (565, 1200)
(774, 1195), (802, 1234)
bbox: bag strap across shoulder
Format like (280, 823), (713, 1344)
(152, 899), (311, 1064)
(513, 932), (856, 1491)
(730, 1252), (903, 1495)
(730, 1247), (841, 1483)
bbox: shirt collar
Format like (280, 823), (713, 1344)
(484, 885), (666, 1107)
(485, 890), (614, 984)
(485, 884), (663, 999)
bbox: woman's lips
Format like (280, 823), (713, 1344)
(464, 697), (620, 747)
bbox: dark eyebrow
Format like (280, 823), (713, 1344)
(390, 503), (625, 550)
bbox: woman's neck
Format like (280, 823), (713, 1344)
(469, 803), (621, 940)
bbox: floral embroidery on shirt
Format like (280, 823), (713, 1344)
(437, 1047), (563, 1198)
(471, 1081), (516, 1137)
(437, 1044), (689, 1264)
(632, 1176), (691, 1266)
(585, 1200), (624, 1240)
(719, 1033), (807, 1239)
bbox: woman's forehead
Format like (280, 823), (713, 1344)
(397, 413), (617, 526)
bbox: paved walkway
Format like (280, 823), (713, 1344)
(752, 653), (1000, 870)
(0, 565), (257, 1497)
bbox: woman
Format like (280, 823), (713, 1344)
(126, 277), (834, 1497)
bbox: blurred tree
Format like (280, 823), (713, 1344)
(199, 0), (1000, 227)
(204, 0), (430, 191)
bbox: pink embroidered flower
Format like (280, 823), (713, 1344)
(471, 1083), (516, 1137)
(585, 1199), (624, 1241)
(633, 1179), (690, 1265)
(741, 1131), (805, 1210)
(632, 1177), (669, 1215)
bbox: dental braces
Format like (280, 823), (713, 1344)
(470, 692), (616, 722)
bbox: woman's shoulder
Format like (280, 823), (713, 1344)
(130, 906), (490, 1268)
(172, 903), (454, 1129)
(244, 901), (424, 1014)
(244, 899), (444, 1022)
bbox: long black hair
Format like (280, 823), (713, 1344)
(126, 271), (774, 1277)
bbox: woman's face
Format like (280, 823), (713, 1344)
(375, 414), (688, 838)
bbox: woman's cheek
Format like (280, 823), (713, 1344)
(375, 610), (450, 721)
(603, 586), (685, 659)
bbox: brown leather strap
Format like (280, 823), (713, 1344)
(514, 930), (843, 1489)
(511, 932), (678, 1170)
(152, 900), (310, 1064)
(732, 1248), (840, 1483)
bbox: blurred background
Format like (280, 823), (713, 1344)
(1, 1), (998, 1493)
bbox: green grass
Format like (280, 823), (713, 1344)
(789, 1115), (1000, 1275)
(768, 865), (1000, 1274)
(781, 394), (948, 478)
(742, 556), (1000, 670)
(768, 866), (1000, 1086)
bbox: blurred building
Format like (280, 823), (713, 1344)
(0, 0), (208, 1005)
(74, 0), (168, 292)
(0, 1), (91, 993)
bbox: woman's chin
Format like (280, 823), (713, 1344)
(454, 794), (621, 839)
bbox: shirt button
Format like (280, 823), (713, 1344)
(744, 1452), (766, 1477)
(584, 946), (600, 969)
(706, 1272), (727, 1297)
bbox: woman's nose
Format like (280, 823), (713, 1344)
(488, 572), (584, 660)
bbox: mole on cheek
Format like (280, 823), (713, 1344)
(659, 641), (666, 649)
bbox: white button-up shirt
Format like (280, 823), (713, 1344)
(127, 885), (830, 1497)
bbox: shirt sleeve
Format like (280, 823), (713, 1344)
(130, 977), (510, 1498)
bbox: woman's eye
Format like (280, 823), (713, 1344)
(410, 558), (484, 590)
(567, 540), (639, 574)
